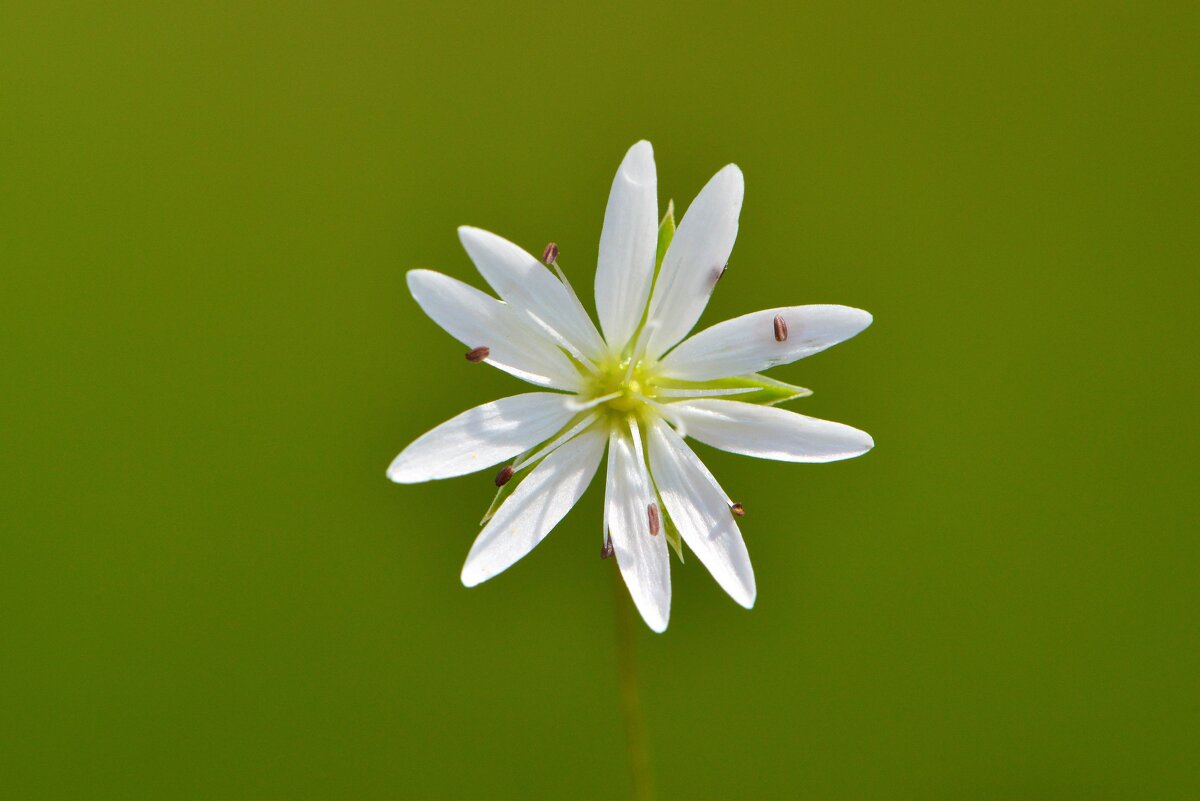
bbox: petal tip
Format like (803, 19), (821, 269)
(628, 139), (653, 156)
(616, 140), (657, 187)
(456, 225), (494, 248)
(460, 556), (491, 587)
(405, 268), (435, 292)
(640, 598), (671, 633)
(718, 162), (744, 187)
(838, 430), (875, 460)
(385, 459), (420, 484)
(842, 430), (875, 459)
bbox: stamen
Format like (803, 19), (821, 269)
(520, 310), (599, 373)
(626, 418), (663, 539)
(465, 346), (490, 363)
(632, 393), (688, 439)
(627, 416), (647, 464)
(773, 314), (788, 342)
(626, 417), (650, 487)
(548, 261), (581, 301)
(622, 358), (636, 384)
(602, 430), (616, 557)
(566, 393), (619, 412)
(494, 465), (514, 487)
(534, 245), (595, 347)
(654, 386), (758, 399)
(512, 412), (598, 470)
(600, 536), (615, 559)
(713, 263), (728, 284)
(730, 502), (746, 518)
(625, 319), (660, 373)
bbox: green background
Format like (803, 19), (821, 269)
(3, 1), (1197, 798)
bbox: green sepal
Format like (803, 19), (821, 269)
(479, 450), (531, 525)
(479, 478), (516, 526)
(655, 200), (675, 272)
(655, 373), (813, 406)
(663, 514), (685, 563)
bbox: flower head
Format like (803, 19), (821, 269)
(388, 141), (873, 632)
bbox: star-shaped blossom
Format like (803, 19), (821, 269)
(388, 141), (873, 632)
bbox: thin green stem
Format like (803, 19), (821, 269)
(613, 566), (655, 801)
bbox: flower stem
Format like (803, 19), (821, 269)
(613, 566), (655, 801)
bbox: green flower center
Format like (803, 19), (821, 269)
(590, 358), (658, 417)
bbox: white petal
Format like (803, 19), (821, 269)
(606, 430), (671, 632)
(658, 305), (873, 381)
(595, 141), (658, 353)
(669, 399), (873, 463)
(461, 426), (606, 587)
(647, 418), (755, 608)
(644, 164), (744, 359)
(458, 227), (607, 362)
(407, 270), (582, 391)
(388, 393), (577, 483)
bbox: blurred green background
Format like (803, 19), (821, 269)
(3, 1), (1197, 798)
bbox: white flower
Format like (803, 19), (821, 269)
(388, 141), (873, 632)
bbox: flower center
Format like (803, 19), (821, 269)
(590, 358), (657, 417)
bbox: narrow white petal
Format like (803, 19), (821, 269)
(669, 399), (874, 463)
(595, 141), (658, 353)
(653, 386), (759, 399)
(606, 430), (671, 632)
(407, 270), (582, 391)
(644, 164), (744, 359)
(388, 393), (577, 483)
(461, 426), (606, 587)
(647, 418), (755, 608)
(458, 227), (607, 362)
(658, 305), (873, 381)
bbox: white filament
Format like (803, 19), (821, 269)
(513, 412), (599, 471)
